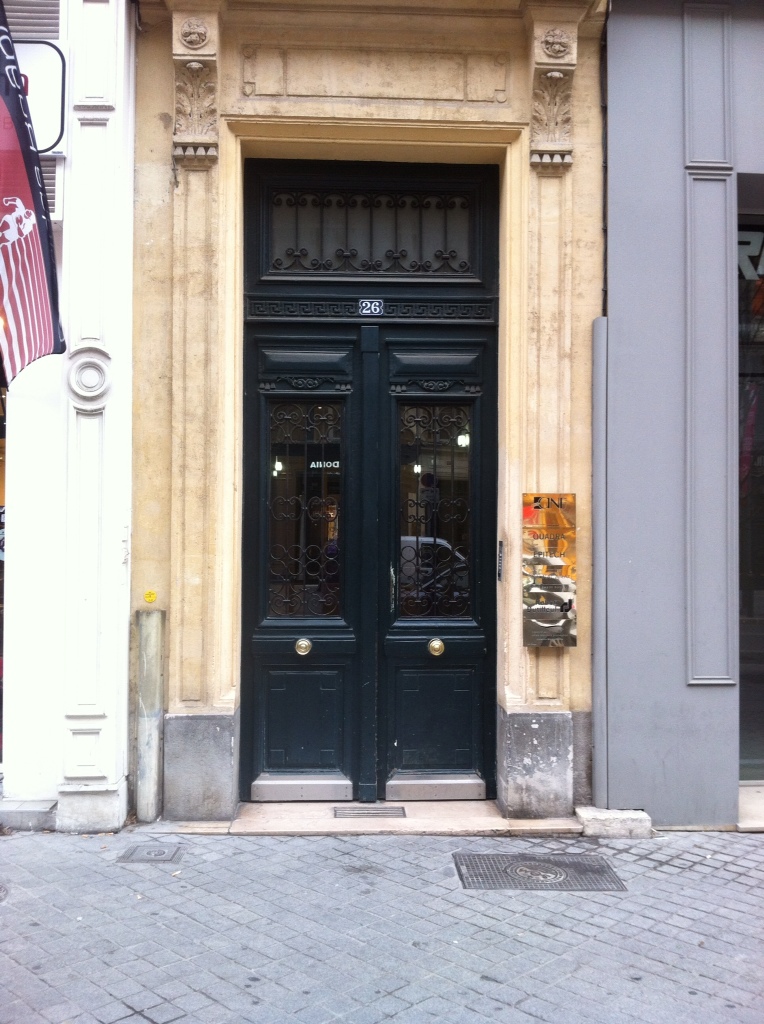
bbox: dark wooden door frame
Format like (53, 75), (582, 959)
(239, 159), (499, 802)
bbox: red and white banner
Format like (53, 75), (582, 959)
(0, 1), (64, 384)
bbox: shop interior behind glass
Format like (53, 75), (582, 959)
(739, 173), (764, 781)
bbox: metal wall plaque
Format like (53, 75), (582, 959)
(522, 493), (576, 647)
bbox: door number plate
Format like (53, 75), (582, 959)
(359, 299), (384, 315)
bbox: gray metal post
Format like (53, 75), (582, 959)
(136, 609), (165, 822)
(592, 316), (608, 807)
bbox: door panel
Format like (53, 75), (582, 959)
(395, 667), (478, 770)
(242, 323), (362, 799)
(264, 668), (345, 770)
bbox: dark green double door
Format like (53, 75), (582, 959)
(241, 319), (496, 801)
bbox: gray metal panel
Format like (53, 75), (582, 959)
(606, 0), (739, 825)
(731, 4), (764, 173)
(251, 772), (353, 801)
(385, 773), (486, 800)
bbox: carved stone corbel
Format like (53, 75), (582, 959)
(528, 21), (581, 172)
(172, 12), (219, 168)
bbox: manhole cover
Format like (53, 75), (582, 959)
(0, 883), (8, 903)
(453, 853), (626, 891)
(333, 806), (406, 818)
(117, 844), (185, 864)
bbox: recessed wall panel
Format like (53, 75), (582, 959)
(686, 174), (736, 684)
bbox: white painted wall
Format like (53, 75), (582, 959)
(2, 0), (134, 832)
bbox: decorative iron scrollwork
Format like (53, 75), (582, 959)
(392, 379), (483, 395)
(267, 400), (343, 618)
(418, 380), (459, 392)
(270, 401), (341, 444)
(398, 404), (472, 619)
(259, 377), (351, 393)
(268, 188), (474, 278)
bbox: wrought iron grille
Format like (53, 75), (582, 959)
(398, 404), (472, 618)
(267, 401), (342, 617)
(268, 188), (474, 278)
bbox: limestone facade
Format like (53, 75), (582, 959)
(132, 0), (605, 819)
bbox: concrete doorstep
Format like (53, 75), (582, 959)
(130, 800), (585, 837)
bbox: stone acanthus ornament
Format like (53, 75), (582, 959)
(175, 61), (217, 140)
(532, 71), (572, 148)
(180, 18), (208, 50)
(541, 28), (572, 60)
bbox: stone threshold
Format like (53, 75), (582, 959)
(129, 801), (584, 837)
(738, 783), (764, 832)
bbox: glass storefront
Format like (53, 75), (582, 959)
(739, 204), (764, 781)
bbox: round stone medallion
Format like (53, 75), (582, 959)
(180, 18), (209, 50)
(542, 28), (572, 60)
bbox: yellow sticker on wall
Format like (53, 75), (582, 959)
(143, 590), (157, 604)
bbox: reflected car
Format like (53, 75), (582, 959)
(400, 536), (469, 603)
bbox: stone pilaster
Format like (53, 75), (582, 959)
(169, 8), (220, 709)
(497, 4), (593, 816)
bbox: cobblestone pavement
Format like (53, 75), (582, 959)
(1, 830), (763, 1024)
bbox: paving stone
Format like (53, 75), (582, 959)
(1, 832), (764, 1024)
(141, 1005), (187, 1024)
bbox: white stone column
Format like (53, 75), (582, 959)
(55, 0), (135, 831)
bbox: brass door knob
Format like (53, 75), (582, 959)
(295, 638), (313, 656)
(428, 638), (445, 657)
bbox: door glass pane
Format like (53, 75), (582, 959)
(398, 403), (471, 618)
(267, 400), (342, 617)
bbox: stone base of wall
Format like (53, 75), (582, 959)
(163, 713), (239, 821)
(496, 707), (574, 818)
(56, 780), (128, 833)
(572, 710), (592, 807)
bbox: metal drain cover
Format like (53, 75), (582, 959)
(118, 844), (185, 864)
(0, 883), (8, 903)
(453, 853), (626, 891)
(333, 806), (406, 818)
